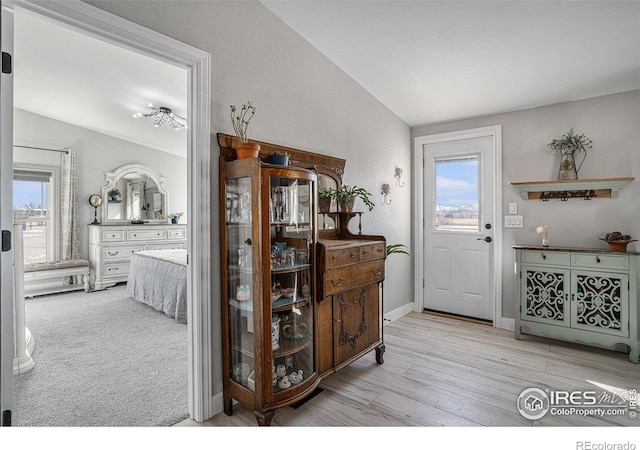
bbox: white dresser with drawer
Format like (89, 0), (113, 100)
(88, 224), (186, 291)
(514, 245), (638, 363)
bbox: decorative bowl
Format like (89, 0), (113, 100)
(282, 287), (296, 298)
(599, 238), (637, 252)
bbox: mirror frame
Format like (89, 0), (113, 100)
(101, 163), (169, 224)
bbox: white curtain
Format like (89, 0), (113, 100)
(61, 150), (80, 283)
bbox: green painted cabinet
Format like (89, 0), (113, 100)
(514, 246), (638, 363)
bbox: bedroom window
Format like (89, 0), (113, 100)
(13, 166), (59, 264)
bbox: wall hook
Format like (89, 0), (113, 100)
(381, 183), (392, 205)
(395, 167), (405, 187)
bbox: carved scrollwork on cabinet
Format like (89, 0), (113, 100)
(337, 288), (368, 349)
(514, 246), (638, 363)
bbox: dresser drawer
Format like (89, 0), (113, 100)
(571, 253), (630, 271)
(323, 259), (385, 296)
(359, 243), (385, 262)
(521, 250), (570, 266)
(126, 229), (167, 241)
(103, 245), (145, 260)
(325, 247), (360, 268)
(168, 228), (186, 240)
(101, 229), (125, 242)
(101, 261), (130, 278)
(148, 243), (186, 251)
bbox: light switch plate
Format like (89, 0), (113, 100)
(505, 215), (523, 228)
(509, 203), (518, 214)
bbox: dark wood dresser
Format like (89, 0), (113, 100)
(317, 230), (386, 376)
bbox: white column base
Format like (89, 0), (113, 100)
(25, 327), (35, 356)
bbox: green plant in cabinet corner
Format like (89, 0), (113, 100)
(318, 187), (334, 199)
(332, 185), (375, 212)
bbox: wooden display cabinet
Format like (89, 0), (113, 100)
(218, 133), (386, 425)
(220, 156), (320, 425)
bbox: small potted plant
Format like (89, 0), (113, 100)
(547, 128), (592, 180)
(318, 187), (334, 213)
(333, 185), (375, 212)
(267, 151), (290, 166)
(108, 188), (120, 201)
(168, 212), (184, 224)
(230, 101), (260, 159)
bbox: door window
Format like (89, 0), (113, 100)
(434, 155), (479, 232)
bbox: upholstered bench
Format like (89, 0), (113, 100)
(23, 259), (90, 298)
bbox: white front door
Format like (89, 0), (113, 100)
(0, 2), (14, 426)
(416, 127), (501, 322)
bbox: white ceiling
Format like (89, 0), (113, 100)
(14, 12), (188, 156)
(262, 1), (640, 126)
(13, 2), (640, 155)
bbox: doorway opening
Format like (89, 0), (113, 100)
(2, 0), (213, 424)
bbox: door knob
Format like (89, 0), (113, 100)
(477, 236), (492, 243)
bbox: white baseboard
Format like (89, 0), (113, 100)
(210, 392), (224, 420)
(498, 317), (515, 331)
(383, 301), (415, 326)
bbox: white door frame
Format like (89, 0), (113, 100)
(413, 125), (504, 328)
(1, 0), (215, 422)
(0, 1), (15, 426)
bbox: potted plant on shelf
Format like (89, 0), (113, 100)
(333, 185), (375, 212)
(547, 128), (592, 180)
(168, 212), (184, 224)
(267, 151), (290, 166)
(318, 187), (333, 213)
(230, 101), (260, 159)
(107, 188), (120, 201)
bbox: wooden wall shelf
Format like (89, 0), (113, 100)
(511, 177), (634, 201)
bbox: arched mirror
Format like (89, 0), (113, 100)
(101, 164), (168, 224)
(317, 166), (342, 233)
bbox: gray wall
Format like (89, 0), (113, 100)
(84, 0), (412, 404)
(86, 0), (413, 315)
(14, 108), (188, 260)
(413, 89), (640, 320)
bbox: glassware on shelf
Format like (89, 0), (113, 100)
(284, 248), (296, 266)
(240, 192), (251, 222)
(272, 186), (287, 222)
(236, 284), (250, 301)
(271, 314), (281, 351)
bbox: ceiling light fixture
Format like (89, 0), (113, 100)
(133, 103), (187, 130)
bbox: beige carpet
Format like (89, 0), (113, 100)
(12, 284), (188, 427)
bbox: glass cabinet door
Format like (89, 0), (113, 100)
(269, 175), (314, 394)
(225, 176), (256, 391)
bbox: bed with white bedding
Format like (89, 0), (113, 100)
(126, 248), (187, 323)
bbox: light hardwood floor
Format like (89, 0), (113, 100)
(177, 312), (640, 427)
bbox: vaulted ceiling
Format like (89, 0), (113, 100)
(13, 2), (640, 156)
(262, 1), (640, 126)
